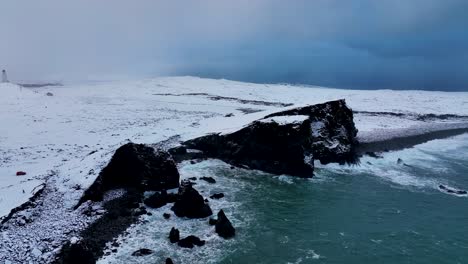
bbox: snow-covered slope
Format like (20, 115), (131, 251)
(0, 77), (467, 262)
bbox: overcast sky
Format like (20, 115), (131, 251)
(1, 0), (467, 90)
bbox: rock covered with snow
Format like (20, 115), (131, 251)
(77, 143), (180, 205)
(265, 99), (358, 165)
(179, 100), (357, 177)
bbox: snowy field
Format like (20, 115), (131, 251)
(0, 76), (467, 262)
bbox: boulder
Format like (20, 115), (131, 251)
(171, 182), (212, 218)
(215, 210), (235, 239)
(177, 235), (205, 248)
(200, 176), (216, 183)
(210, 193), (224, 199)
(163, 213), (171, 219)
(169, 227), (180, 243)
(131, 248), (153, 256)
(144, 191), (168, 209)
(179, 100), (357, 177)
(166, 258), (174, 264)
(77, 143), (179, 206)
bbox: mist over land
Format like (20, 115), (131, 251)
(1, 0), (468, 90)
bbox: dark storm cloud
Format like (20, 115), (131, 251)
(0, 0), (467, 90)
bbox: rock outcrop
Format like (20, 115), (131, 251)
(179, 100), (357, 177)
(214, 210), (235, 239)
(177, 235), (205, 248)
(171, 181), (212, 218)
(77, 143), (180, 205)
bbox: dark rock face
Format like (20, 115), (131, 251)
(210, 193), (224, 199)
(169, 227), (180, 243)
(264, 99), (357, 165)
(131, 248), (154, 256)
(177, 235), (205, 248)
(166, 258), (174, 264)
(180, 100), (357, 177)
(171, 181), (212, 218)
(215, 210), (235, 239)
(54, 242), (95, 264)
(200, 176), (216, 183)
(78, 143), (179, 205)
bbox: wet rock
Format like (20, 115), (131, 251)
(131, 248), (153, 256)
(439, 185), (467, 195)
(397, 158), (403, 164)
(77, 143), (180, 206)
(16, 171), (27, 176)
(215, 210), (235, 239)
(144, 191), (168, 209)
(188, 177), (197, 180)
(200, 176), (216, 184)
(171, 183), (212, 218)
(208, 218), (217, 226)
(169, 227), (180, 243)
(166, 258), (174, 264)
(177, 235), (205, 248)
(163, 213), (171, 219)
(210, 193), (224, 199)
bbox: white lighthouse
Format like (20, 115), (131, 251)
(1, 69), (8, 83)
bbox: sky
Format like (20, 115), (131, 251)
(1, 0), (467, 90)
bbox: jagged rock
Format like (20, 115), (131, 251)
(265, 100), (358, 165)
(77, 143), (179, 206)
(200, 176), (216, 183)
(180, 100), (357, 177)
(171, 182), (212, 218)
(215, 210), (235, 239)
(131, 248), (153, 256)
(210, 193), (224, 199)
(169, 227), (180, 243)
(177, 235), (205, 248)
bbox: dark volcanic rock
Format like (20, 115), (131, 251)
(144, 191), (168, 208)
(171, 182), (212, 218)
(210, 193), (224, 199)
(264, 99), (358, 165)
(180, 100), (357, 177)
(215, 210), (235, 239)
(200, 176), (216, 183)
(177, 235), (205, 248)
(208, 217), (218, 226)
(54, 242), (95, 264)
(131, 248), (154, 256)
(169, 227), (180, 243)
(163, 213), (171, 219)
(77, 143), (179, 206)
(166, 258), (174, 264)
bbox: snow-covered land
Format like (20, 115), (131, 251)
(0, 77), (467, 262)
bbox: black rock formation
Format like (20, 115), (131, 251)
(215, 210), (235, 239)
(131, 248), (154, 256)
(53, 242), (95, 264)
(200, 176), (216, 183)
(144, 191), (168, 209)
(210, 193), (224, 199)
(177, 235), (205, 248)
(77, 143), (179, 206)
(171, 181), (212, 218)
(169, 227), (180, 243)
(178, 100), (357, 177)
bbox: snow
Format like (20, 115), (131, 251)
(0, 77), (467, 262)
(259, 115), (309, 125)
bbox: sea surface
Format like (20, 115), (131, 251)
(100, 133), (468, 264)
